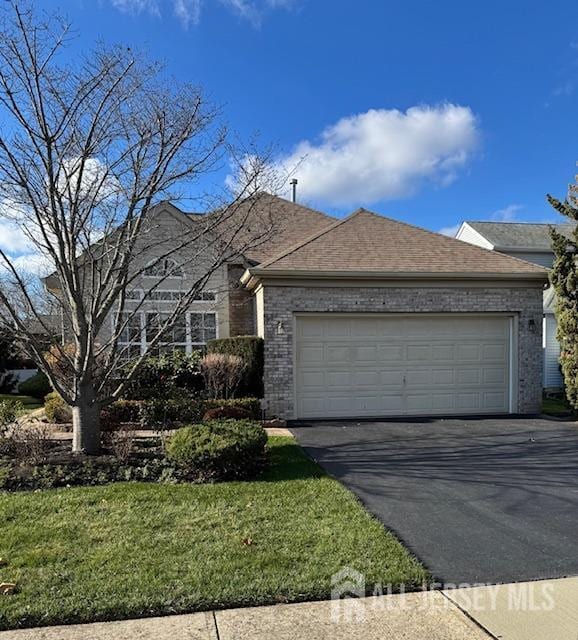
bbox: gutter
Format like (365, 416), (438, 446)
(241, 267), (548, 290)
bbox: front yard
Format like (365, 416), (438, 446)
(0, 436), (428, 630)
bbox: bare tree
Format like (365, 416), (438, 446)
(0, 3), (282, 453)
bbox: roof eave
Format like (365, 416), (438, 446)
(242, 268), (548, 290)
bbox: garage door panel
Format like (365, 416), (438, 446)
(483, 344), (508, 361)
(407, 345), (431, 361)
(379, 345), (404, 361)
(295, 315), (511, 418)
(326, 345), (350, 362)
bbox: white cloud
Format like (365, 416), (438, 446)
(490, 204), (523, 222)
(0, 219), (34, 254)
(266, 104), (479, 207)
(108, 0), (296, 27)
(438, 223), (461, 237)
(173, 0), (202, 27)
(110, 0), (161, 16)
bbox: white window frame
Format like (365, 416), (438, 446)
(114, 310), (218, 357)
(143, 257), (185, 279)
(124, 289), (217, 303)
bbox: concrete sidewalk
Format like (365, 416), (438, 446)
(0, 592), (489, 640)
(3, 577), (577, 639)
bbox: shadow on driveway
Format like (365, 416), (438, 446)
(291, 417), (578, 585)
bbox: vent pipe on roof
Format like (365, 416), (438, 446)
(290, 178), (298, 203)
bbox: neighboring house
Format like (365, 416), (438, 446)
(456, 221), (572, 390)
(45, 195), (549, 420)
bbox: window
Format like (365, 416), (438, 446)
(141, 289), (215, 302)
(145, 312), (187, 349)
(117, 312), (142, 360)
(115, 310), (217, 358)
(143, 258), (184, 278)
(190, 312), (217, 346)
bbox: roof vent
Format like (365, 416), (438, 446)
(289, 178), (298, 203)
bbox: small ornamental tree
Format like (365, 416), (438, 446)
(548, 176), (578, 408)
(0, 3), (284, 454)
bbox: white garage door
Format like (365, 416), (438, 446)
(295, 314), (513, 419)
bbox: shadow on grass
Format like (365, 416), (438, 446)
(260, 440), (326, 482)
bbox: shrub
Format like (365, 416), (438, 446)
(138, 397), (205, 430)
(107, 399), (143, 423)
(208, 336), (264, 398)
(201, 352), (246, 399)
(44, 392), (72, 424)
(0, 399), (22, 437)
(121, 351), (203, 400)
(203, 397), (261, 420)
(165, 419), (267, 480)
(202, 405), (251, 421)
(18, 371), (51, 399)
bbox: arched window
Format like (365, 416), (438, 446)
(143, 257), (184, 278)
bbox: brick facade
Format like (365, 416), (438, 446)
(227, 265), (256, 336)
(259, 284), (544, 419)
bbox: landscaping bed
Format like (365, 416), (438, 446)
(0, 420), (267, 490)
(0, 436), (428, 631)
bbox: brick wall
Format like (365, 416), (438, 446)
(260, 285), (544, 419)
(227, 265), (255, 336)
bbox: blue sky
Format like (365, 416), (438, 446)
(35, 0), (578, 232)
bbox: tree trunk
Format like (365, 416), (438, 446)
(72, 389), (101, 454)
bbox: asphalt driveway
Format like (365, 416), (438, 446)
(291, 417), (578, 585)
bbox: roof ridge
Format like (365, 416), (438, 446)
(466, 220), (570, 226)
(257, 209), (364, 268)
(246, 191), (335, 222)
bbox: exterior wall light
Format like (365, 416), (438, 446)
(276, 321), (285, 335)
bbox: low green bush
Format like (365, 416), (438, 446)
(107, 399), (143, 423)
(139, 398), (205, 430)
(207, 336), (264, 398)
(166, 419), (267, 480)
(121, 351), (203, 400)
(18, 371), (51, 399)
(44, 392), (72, 423)
(0, 399), (22, 436)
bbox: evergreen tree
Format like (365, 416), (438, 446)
(548, 180), (578, 408)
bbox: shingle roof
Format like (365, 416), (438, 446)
(465, 221), (574, 250)
(203, 192), (335, 264)
(256, 209), (547, 277)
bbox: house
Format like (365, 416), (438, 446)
(456, 221), (571, 390)
(241, 209), (547, 420)
(45, 194), (549, 420)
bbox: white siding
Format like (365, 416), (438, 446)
(543, 314), (563, 388)
(455, 223), (494, 249)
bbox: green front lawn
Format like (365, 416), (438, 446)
(0, 394), (42, 414)
(0, 436), (427, 630)
(542, 396), (573, 416)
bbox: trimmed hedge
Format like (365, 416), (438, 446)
(41, 394), (261, 430)
(166, 419), (267, 480)
(203, 397), (261, 420)
(207, 336), (264, 398)
(18, 371), (51, 399)
(139, 397), (261, 429)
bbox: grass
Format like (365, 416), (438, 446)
(542, 396), (573, 416)
(0, 436), (428, 630)
(0, 394), (42, 414)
